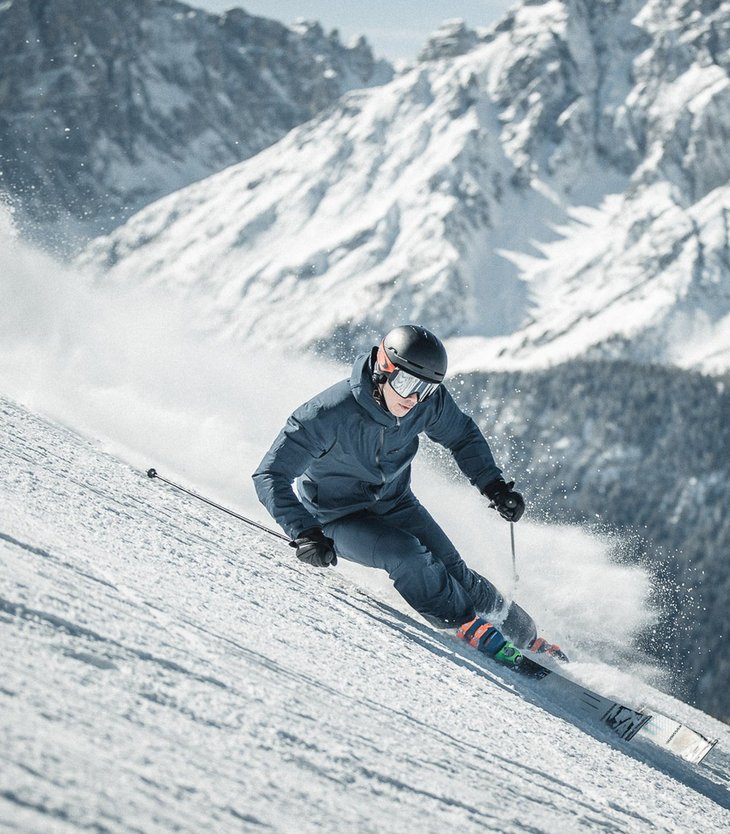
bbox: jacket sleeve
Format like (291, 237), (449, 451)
(252, 401), (333, 539)
(424, 387), (502, 492)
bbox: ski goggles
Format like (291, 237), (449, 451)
(387, 368), (441, 400)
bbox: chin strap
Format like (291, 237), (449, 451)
(372, 371), (388, 386)
(369, 344), (389, 405)
(371, 377), (388, 410)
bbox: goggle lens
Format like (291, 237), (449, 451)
(388, 368), (440, 400)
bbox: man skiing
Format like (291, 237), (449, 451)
(253, 325), (566, 666)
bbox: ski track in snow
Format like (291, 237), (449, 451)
(1, 395), (729, 834)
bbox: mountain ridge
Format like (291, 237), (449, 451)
(0, 0), (392, 249)
(79, 0), (730, 372)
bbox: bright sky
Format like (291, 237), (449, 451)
(188, 1), (513, 61)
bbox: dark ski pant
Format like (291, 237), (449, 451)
(323, 496), (537, 645)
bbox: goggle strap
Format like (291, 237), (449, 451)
(376, 344), (397, 374)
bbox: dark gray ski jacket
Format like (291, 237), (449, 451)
(252, 351), (502, 539)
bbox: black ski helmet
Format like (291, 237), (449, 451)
(377, 325), (448, 383)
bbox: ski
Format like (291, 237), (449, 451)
(512, 652), (717, 764)
(578, 688), (652, 741)
(637, 710), (718, 764)
(337, 596), (719, 767)
(513, 654), (650, 738)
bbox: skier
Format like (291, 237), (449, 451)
(253, 325), (566, 666)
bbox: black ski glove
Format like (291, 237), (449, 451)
(289, 527), (338, 567)
(483, 479), (525, 522)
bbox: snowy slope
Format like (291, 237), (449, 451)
(79, 0), (730, 372)
(2, 395), (729, 833)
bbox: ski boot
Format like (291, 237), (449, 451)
(528, 636), (569, 662)
(456, 617), (523, 667)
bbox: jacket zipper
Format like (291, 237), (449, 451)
(375, 426), (386, 493)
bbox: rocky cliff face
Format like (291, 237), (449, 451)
(0, 0), (392, 249)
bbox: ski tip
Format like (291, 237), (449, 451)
(146, 468), (157, 478)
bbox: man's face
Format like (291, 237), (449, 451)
(382, 381), (419, 417)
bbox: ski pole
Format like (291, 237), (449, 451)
(146, 468), (289, 542)
(510, 522), (519, 585)
(494, 491), (520, 586)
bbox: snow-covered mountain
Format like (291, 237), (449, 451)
(80, 0), (730, 373)
(5, 195), (729, 722)
(2, 394), (729, 831)
(0, 0), (392, 249)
